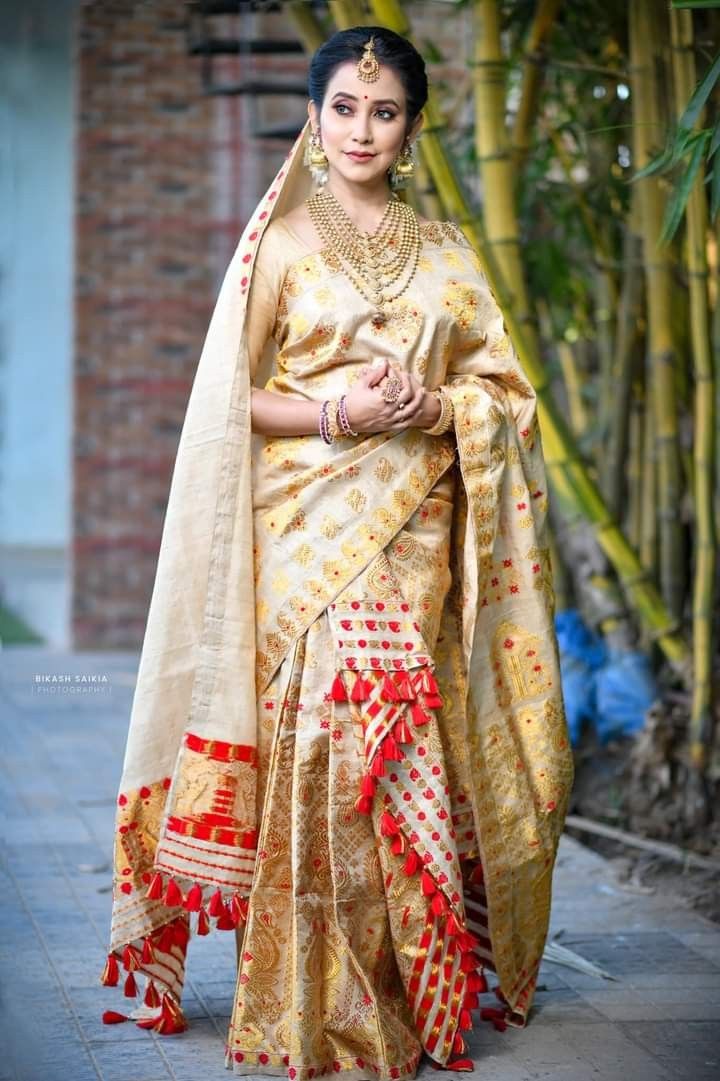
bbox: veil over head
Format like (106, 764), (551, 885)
(103, 118), (323, 1022)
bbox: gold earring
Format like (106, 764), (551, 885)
(389, 139), (415, 191)
(304, 127), (328, 187)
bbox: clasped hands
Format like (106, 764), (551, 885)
(343, 357), (441, 434)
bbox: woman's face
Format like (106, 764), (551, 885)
(308, 59), (422, 189)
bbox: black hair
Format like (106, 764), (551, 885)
(308, 25), (428, 135)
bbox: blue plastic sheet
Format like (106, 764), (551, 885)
(554, 608), (657, 745)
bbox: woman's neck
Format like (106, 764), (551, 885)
(323, 173), (394, 233)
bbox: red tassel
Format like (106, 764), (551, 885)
(207, 887), (224, 917)
(331, 673), (348, 702)
(122, 944), (137, 971)
(403, 848), (420, 875)
(464, 992), (479, 1010)
(459, 1008), (473, 1030)
(390, 832), (407, 856)
(183, 882), (203, 912)
(123, 970), (137, 998)
(216, 903), (236, 930)
(380, 673), (400, 701)
(467, 970), (488, 993)
(410, 702), (431, 727)
(382, 735), (403, 761)
(480, 1006), (508, 1032)
(368, 751), (386, 777)
(446, 912), (461, 937)
(393, 716), (412, 744)
(350, 672), (373, 702)
(444, 1058), (474, 1072)
(172, 918), (190, 947)
(360, 773), (377, 798)
(355, 794), (374, 815)
(144, 980), (160, 1008)
(452, 1033), (465, 1055)
(102, 1010), (130, 1025)
(431, 891), (449, 916)
(100, 952), (119, 987)
(157, 925), (175, 954)
(231, 894), (248, 925)
(419, 668), (440, 695)
(146, 871), (164, 900)
(197, 907), (210, 935)
(141, 937), (155, 965)
(163, 877), (183, 907)
(154, 991), (188, 1035)
(394, 672), (416, 701)
(420, 870), (437, 897)
(424, 693), (443, 709)
(380, 811), (399, 837)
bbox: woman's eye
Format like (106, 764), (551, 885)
(334, 104), (395, 120)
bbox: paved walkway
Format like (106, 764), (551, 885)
(1, 647), (718, 1081)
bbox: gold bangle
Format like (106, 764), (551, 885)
(424, 388), (453, 436)
(326, 397), (341, 443)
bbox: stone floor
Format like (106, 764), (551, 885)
(1, 647), (718, 1081)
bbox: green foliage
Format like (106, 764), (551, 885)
(632, 51), (720, 244)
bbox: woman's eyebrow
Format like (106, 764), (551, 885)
(330, 91), (400, 107)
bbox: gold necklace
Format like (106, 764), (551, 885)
(306, 187), (422, 326)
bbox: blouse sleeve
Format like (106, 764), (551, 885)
(245, 220), (287, 385)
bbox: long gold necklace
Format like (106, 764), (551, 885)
(306, 187), (421, 326)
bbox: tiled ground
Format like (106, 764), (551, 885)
(1, 647), (718, 1081)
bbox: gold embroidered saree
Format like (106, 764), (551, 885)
(101, 118), (574, 1081)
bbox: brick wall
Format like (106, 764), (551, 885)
(72, 1), (469, 649)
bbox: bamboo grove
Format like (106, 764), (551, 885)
(287, 0), (719, 780)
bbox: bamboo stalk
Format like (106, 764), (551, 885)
(512, 0), (563, 172)
(287, 1), (327, 50)
(603, 208), (644, 519)
(471, 0), (534, 328)
(630, 0), (686, 624)
(328, 0), (369, 29)
(670, 8), (717, 773)
(564, 814), (720, 873)
(333, 0), (691, 670)
(627, 379), (645, 555)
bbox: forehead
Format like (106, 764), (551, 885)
(324, 59), (406, 104)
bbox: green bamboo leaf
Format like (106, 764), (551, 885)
(659, 131), (710, 245)
(679, 51), (720, 129)
(671, 1), (720, 8)
(709, 116), (720, 158)
(711, 164), (720, 221)
(632, 141), (676, 180)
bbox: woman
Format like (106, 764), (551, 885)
(100, 26), (574, 1080)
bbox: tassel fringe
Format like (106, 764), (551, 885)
(325, 659), (498, 1061)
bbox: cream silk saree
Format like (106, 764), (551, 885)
(101, 118), (574, 1080)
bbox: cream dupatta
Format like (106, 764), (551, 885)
(101, 116), (574, 1065)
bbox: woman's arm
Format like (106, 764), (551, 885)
(250, 388), (323, 437)
(251, 359), (442, 436)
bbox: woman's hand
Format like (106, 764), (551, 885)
(344, 360), (441, 433)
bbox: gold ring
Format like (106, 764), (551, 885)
(381, 376), (403, 403)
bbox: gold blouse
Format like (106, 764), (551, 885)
(245, 214), (500, 396)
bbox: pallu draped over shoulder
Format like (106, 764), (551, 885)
(100, 118), (574, 1081)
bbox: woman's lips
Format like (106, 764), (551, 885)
(346, 152), (375, 161)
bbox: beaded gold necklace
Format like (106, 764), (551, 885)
(306, 187), (421, 327)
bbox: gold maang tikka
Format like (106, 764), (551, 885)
(357, 35), (380, 82)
